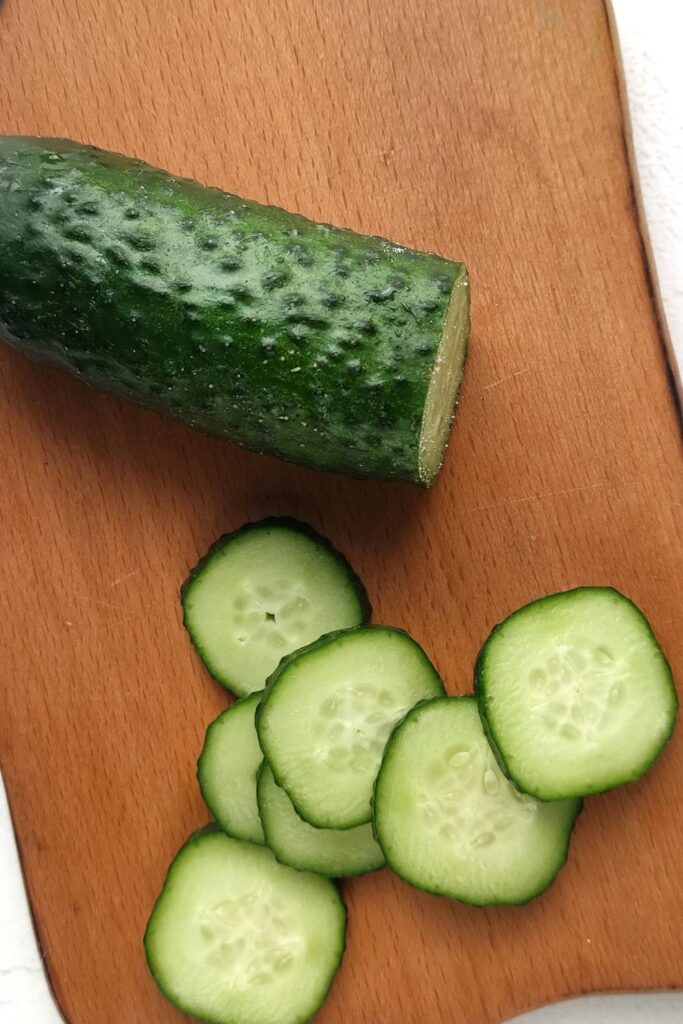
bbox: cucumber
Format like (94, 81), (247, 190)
(197, 693), (265, 845)
(144, 827), (346, 1024)
(0, 136), (470, 486)
(256, 626), (445, 829)
(182, 518), (369, 695)
(475, 587), (678, 800)
(373, 697), (580, 905)
(257, 762), (385, 877)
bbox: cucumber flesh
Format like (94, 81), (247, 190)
(182, 518), (370, 696)
(476, 587), (678, 800)
(145, 828), (346, 1024)
(373, 697), (580, 905)
(197, 693), (265, 845)
(257, 762), (385, 877)
(256, 626), (445, 829)
(418, 276), (469, 483)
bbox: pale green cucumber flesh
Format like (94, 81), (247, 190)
(476, 587), (678, 800)
(144, 828), (346, 1024)
(373, 697), (580, 906)
(418, 271), (469, 484)
(182, 518), (370, 695)
(197, 693), (265, 845)
(256, 626), (445, 829)
(257, 762), (384, 877)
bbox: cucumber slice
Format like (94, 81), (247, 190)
(256, 626), (445, 829)
(373, 697), (580, 905)
(197, 693), (265, 845)
(145, 827), (346, 1024)
(475, 587), (678, 800)
(257, 762), (385, 877)
(182, 518), (370, 696)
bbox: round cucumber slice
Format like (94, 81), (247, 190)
(144, 827), (346, 1024)
(197, 693), (265, 845)
(182, 518), (370, 696)
(373, 697), (580, 905)
(256, 626), (445, 829)
(257, 762), (385, 877)
(476, 587), (678, 800)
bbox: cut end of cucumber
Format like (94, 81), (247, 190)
(418, 267), (470, 486)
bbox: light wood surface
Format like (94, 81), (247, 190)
(0, 1), (681, 1022)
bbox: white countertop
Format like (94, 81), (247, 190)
(1, 1), (681, 1020)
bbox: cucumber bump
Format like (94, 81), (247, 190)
(0, 135), (470, 485)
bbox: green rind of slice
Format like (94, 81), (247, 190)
(257, 761), (385, 877)
(197, 692), (265, 845)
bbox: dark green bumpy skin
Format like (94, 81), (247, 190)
(0, 136), (470, 484)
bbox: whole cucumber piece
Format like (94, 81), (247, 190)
(0, 136), (470, 485)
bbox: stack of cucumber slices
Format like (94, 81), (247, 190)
(145, 519), (677, 1024)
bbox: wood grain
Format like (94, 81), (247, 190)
(0, 1), (681, 1022)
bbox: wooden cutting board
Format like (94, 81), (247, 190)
(0, 1), (681, 1022)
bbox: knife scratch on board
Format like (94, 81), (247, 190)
(110, 570), (139, 588)
(465, 481), (605, 515)
(477, 368), (530, 392)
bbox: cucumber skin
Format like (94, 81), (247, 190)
(144, 826), (347, 1024)
(256, 624), (446, 829)
(0, 135), (469, 485)
(256, 761), (386, 878)
(474, 586), (679, 801)
(197, 693), (266, 845)
(373, 696), (583, 906)
(181, 517), (371, 693)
